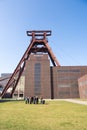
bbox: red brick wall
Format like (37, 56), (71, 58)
(24, 54), (51, 99)
(78, 74), (87, 99)
(52, 66), (87, 99)
(24, 54), (87, 99)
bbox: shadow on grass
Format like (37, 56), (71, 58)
(0, 99), (48, 105)
(0, 98), (24, 103)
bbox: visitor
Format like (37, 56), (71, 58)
(36, 96), (39, 104)
(25, 97), (28, 104)
(40, 96), (43, 104)
(30, 96), (34, 104)
(27, 97), (29, 104)
(33, 96), (36, 104)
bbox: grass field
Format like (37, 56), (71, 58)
(0, 100), (87, 130)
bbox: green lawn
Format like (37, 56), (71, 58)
(0, 100), (87, 130)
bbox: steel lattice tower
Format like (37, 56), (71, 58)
(0, 30), (60, 98)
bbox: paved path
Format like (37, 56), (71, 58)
(63, 99), (87, 105)
(46, 99), (87, 105)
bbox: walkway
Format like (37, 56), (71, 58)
(63, 99), (87, 105)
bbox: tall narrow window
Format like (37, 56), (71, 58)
(34, 63), (41, 95)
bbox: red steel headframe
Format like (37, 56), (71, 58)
(0, 30), (60, 98)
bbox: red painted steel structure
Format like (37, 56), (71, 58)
(0, 30), (60, 98)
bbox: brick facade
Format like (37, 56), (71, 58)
(1, 54), (87, 99)
(52, 66), (87, 98)
(78, 74), (87, 99)
(24, 54), (51, 99)
(24, 54), (87, 99)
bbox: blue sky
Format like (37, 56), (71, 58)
(0, 0), (87, 75)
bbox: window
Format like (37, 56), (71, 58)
(58, 69), (80, 73)
(34, 63), (41, 95)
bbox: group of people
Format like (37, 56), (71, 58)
(25, 96), (45, 104)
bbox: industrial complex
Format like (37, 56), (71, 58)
(0, 30), (87, 99)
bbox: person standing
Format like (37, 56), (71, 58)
(25, 97), (28, 104)
(27, 97), (29, 104)
(36, 96), (39, 104)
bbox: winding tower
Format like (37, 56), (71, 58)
(1, 30), (60, 98)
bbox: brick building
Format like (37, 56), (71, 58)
(24, 54), (51, 98)
(1, 30), (87, 99)
(24, 53), (87, 99)
(1, 54), (87, 99)
(78, 75), (87, 99)
(52, 66), (87, 99)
